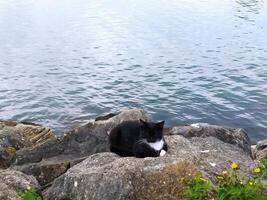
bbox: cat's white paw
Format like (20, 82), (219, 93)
(160, 150), (166, 157)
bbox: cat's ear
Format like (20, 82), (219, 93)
(139, 119), (147, 125)
(139, 119), (148, 128)
(156, 121), (165, 129)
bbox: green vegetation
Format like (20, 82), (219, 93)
(184, 160), (267, 200)
(261, 157), (267, 178)
(184, 175), (212, 200)
(216, 163), (265, 200)
(17, 188), (42, 200)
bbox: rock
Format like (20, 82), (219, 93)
(47, 135), (256, 200)
(170, 123), (251, 155)
(0, 121), (56, 169)
(253, 138), (267, 160)
(0, 120), (56, 146)
(0, 169), (41, 200)
(11, 109), (150, 186)
(12, 159), (71, 187)
(2, 109), (258, 199)
(47, 152), (199, 200)
(14, 108), (149, 165)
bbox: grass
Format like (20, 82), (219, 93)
(184, 159), (267, 200)
(184, 175), (212, 200)
(17, 188), (42, 200)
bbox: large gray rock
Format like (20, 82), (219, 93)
(253, 138), (267, 160)
(169, 123), (251, 155)
(0, 121), (56, 169)
(47, 135), (256, 200)
(0, 169), (41, 200)
(11, 109), (149, 186)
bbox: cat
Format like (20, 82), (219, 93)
(109, 119), (168, 158)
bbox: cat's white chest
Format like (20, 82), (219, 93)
(147, 139), (164, 151)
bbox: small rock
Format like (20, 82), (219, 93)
(11, 160), (70, 186)
(0, 169), (41, 200)
(253, 138), (267, 160)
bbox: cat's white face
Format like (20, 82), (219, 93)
(146, 139), (164, 151)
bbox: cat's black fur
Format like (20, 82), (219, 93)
(109, 119), (168, 158)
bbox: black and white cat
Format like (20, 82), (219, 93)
(109, 119), (168, 158)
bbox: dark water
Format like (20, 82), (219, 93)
(0, 0), (267, 142)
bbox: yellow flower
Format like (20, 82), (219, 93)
(211, 198), (215, 200)
(222, 170), (228, 175)
(217, 176), (224, 180)
(254, 167), (261, 173)
(230, 162), (238, 169)
(249, 181), (253, 186)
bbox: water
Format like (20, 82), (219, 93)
(0, 0), (267, 143)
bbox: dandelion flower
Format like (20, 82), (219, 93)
(249, 181), (253, 186)
(217, 176), (224, 180)
(254, 167), (261, 173)
(230, 162), (238, 169)
(222, 170), (228, 175)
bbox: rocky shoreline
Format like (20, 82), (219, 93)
(0, 109), (266, 200)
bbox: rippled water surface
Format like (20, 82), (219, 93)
(0, 0), (267, 142)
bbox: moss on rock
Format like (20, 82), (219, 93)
(133, 161), (199, 200)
